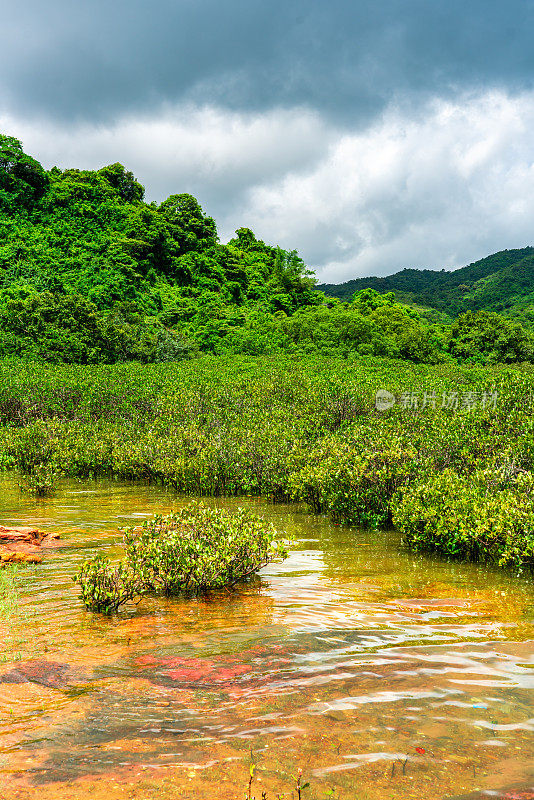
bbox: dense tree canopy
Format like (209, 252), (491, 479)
(0, 134), (533, 364)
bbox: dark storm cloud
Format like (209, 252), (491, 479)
(4, 1), (534, 282)
(3, 0), (534, 123)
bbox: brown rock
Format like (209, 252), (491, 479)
(0, 549), (42, 563)
(0, 526), (60, 564)
(0, 660), (75, 688)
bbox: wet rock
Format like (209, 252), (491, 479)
(0, 660), (76, 689)
(0, 525), (60, 564)
(134, 645), (292, 690)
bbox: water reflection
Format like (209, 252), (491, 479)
(0, 473), (533, 799)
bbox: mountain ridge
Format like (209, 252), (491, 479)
(317, 247), (534, 320)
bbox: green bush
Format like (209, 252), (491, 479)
(18, 462), (61, 496)
(392, 469), (534, 570)
(74, 555), (140, 614)
(447, 310), (534, 364)
(289, 440), (419, 527)
(75, 503), (288, 613)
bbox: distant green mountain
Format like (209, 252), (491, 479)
(318, 248), (534, 320)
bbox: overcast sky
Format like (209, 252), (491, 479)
(3, 0), (534, 282)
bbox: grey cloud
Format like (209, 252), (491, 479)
(212, 91), (534, 281)
(3, 0), (534, 123)
(3, 104), (335, 222)
(7, 90), (534, 283)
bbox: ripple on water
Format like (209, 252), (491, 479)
(0, 472), (533, 800)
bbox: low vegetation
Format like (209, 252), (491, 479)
(17, 462), (60, 496)
(0, 565), (18, 617)
(393, 469), (534, 570)
(0, 355), (532, 576)
(75, 504), (286, 613)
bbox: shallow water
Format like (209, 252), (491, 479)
(0, 473), (533, 800)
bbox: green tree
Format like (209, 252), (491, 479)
(448, 310), (534, 363)
(0, 135), (49, 207)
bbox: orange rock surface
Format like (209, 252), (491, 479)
(0, 525), (60, 563)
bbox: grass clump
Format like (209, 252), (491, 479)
(0, 566), (19, 618)
(75, 503), (287, 614)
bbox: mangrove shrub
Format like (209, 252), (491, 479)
(392, 469), (534, 570)
(75, 503), (287, 614)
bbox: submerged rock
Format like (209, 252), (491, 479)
(0, 525), (60, 564)
(134, 645), (292, 690)
(0, 660), (74, 689)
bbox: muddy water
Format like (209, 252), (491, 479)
(0, 474), (533, 800)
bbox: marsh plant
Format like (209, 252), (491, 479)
(75, 503), (288, 614)
(0, 566), (19, 618)
(393, 468), (534, 570)
(18, 463), (61, 496)
(244, 764), (310, 800)
(2, 356), (534, 574)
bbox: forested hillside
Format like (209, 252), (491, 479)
(1, 133), (534, 365)
(0, 134), (323, 361)
(318, 248), (534, 319)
